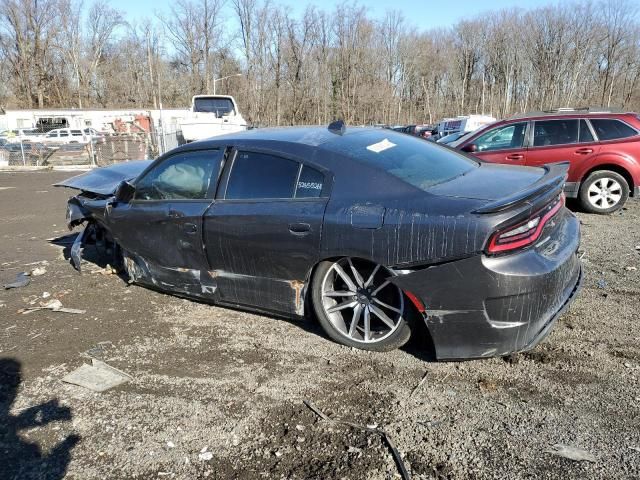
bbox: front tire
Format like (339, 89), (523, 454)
(579, 170), (629, 214)
(311, 258), (412, 352)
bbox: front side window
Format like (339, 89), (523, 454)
(226, 152), (300, 199)
(473, 122), (527, 152)
(135, 149), (222, 201)
(71, 130), (82, 136)
(533, 119), (579, 147)
(590, 119), (637, 141)
(59, 131), (69, 137)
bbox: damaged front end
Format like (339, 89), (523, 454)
(56, 160), (152, 273)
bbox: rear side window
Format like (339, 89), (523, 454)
(226, 151), (299, 199)
(135, 149), (221, 200)
(579, 120), (594, 143)
(59, 131), (69, 137)
(296, 165), (324, 198)
(533, 120), (578, 147)
(590, 119), (637, 141)
(474, 122), (527, 151)
(71, 130), (82, 135)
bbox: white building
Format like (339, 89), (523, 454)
(0, 107), (190, 134)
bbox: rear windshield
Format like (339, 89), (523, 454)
(193, 97), (235, 116)
(325, 130), (477, 190)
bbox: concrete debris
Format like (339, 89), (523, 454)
(4, 272), (31, 289)
(625, 266), (637, 271)
(89, 264), (120, 275)
(166, 441), (175, 449)
(198, 451), (213, 461)
(62, 358), (133, 392)
(31, 266), (47, 276)
(19, 299), (86, 315)
(545, 444), (597, 462)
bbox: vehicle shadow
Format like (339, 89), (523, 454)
(48, 234), (438, 362)
(0, 358), (80, 479)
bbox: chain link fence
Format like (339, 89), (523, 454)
(0, 129), (183, 168)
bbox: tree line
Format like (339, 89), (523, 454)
(1, 0), (639, 127)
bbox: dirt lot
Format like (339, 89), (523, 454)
(1, 170), (639, 479)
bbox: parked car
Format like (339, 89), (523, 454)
(452, 108), (640, 214)
(43, 128), (89, 145)
(437, 131), (469, 145)
(0, 128), (43, 143)
(56, 124), (581, 360)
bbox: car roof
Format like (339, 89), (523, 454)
(507, 108), (637, 121)
(193, 126), (388, 149)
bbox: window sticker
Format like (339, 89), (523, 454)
(297, 181), (322, 190)
(366, 138), (396, 153)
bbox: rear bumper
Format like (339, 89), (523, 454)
(564, 182), (580, 198)
(391, 210), (581, 360)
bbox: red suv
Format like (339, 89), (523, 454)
(453, 108), (640, 213)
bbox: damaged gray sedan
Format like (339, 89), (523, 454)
(57, 125), (582, 359)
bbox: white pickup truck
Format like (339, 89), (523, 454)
(179, 95), (247, 143)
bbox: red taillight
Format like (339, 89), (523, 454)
(487, 199), (563, 254)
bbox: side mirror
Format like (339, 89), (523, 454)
(461, 143), (478, 153)
(114, 180), (135, 203)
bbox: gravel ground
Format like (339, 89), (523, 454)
(0, 170), (639, 480)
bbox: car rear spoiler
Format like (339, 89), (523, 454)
(472, 162), (569, 214)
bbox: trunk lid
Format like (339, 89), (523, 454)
(428, 162), (568, 213)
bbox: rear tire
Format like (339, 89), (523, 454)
(578, 170), (629, 214)
(311, 258), (412, 352)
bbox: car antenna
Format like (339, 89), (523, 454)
(328, 119), (346, 135)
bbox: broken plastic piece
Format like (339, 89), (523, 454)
(545, 444), (597, 462)
(4, 272), (31, 290)
(19, 299), (86, 315)
(71, 226), (87, 273)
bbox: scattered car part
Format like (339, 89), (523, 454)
(3, 272), (30, 289)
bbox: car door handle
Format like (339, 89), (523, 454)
(289, 223), (311, 235)
(575, 148), (593, 154)
(506, 154), (524, 160)
(183, 223), (198, 234)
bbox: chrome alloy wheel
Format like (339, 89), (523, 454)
(320, 258), (405, 344)
(588, 177), (623, 209)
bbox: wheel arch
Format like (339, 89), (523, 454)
(580, 162), (636, 197)
(302, 254), (428, 322)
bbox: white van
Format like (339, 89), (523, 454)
(435, 115), (496, 138)
(43, 128), (89, 145)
